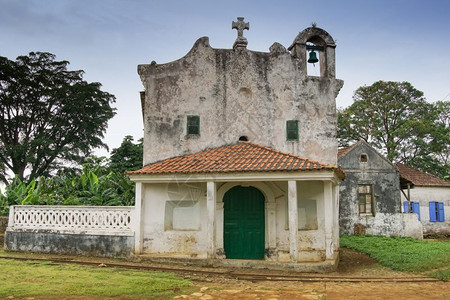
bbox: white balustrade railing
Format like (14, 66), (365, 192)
(8, 205), (135, 236)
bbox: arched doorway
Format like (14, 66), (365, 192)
(223, 186), (265, 259)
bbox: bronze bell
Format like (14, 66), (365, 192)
(308, 50), (319, 64)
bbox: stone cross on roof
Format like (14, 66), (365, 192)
(232, 17), (249, 49)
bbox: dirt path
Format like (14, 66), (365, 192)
(1, 247), (449, 299)
(180, 281), (450, 300)
(175, 248), (450, 300)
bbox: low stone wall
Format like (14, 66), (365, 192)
(340, 213), (423, 239)
(0, 216), (8, 233)
(5, 205), (136, 257)
(5, 231), (134, 257)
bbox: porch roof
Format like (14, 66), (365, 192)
(396, 162), (450, 187)
(126, 142), (345, 179)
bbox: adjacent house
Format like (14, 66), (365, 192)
(126, 20), (345, 269)
(397, 163), (450, 236)
(338, 140), (422, 239)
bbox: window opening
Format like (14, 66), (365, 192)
(286, 120), (299, 141)
(429, 202), (445, 222)
(360, 154), (368, 163)
(358, 184), (374, 215)
(403, 201), (421, 221)
(239, 136), (249, 141)
(187, 115), (200, 135)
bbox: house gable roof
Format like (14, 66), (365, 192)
(127, 142), (345, 179)
(337, 139), (395, 168)
(395, 163), (450, 187)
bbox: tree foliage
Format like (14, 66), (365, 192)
(338, 80), (449, 179)
(0, 52), (116, 184)
(0, 156), (135, 216)
(109, 135), (143, 174)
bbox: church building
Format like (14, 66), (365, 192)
(127, 18), (344, 269)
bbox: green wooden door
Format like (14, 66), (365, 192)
(223, 186), (265, 259)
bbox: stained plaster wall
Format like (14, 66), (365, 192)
(142, 180), (335, 262)
(142, 182), (208, 257)
(274, 181), (337, 262)
(138, 32), (343, 166)
(338, 142), (417, 237)
(4, 231), (134, 257)
(401, 186), (450, 236)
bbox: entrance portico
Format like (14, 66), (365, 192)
(127, 142), (344, 266)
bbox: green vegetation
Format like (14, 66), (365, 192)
(338, 80), (449, 179)
(427, 268), (450, 281)
(340, 235), (450, 280)
(0, 156), (135, 216)
(0, 259), (191, 298)
(0, 52), (116, 185)
(109, 135), (143, 174)
(0, 134), (143, 216)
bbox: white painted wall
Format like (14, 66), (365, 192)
(400, 186), (450, 235)
(274, 181), (329, 262)
(142, 182), (208, 257)
(141, 180), (337, 262)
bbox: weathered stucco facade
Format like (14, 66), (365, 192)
(129, 20), (344, 271)
(139, 180), (340, 263)
(138, 27), (343, 166)
(397, 163), (450, 236)
(338, 140), (422, 239)
(400, 187), (450, 236)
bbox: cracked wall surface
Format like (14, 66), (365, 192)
(138, 28), (343, 166)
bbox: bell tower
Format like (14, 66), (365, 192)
(288, 25), (337, 78)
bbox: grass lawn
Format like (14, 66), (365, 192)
(340, 235), (450, 280)
(0, 258), (192, 299)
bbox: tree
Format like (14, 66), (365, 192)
(338, 80), (449, 178)
(0, 52), (116, 184)
(109, 135), (143, 174)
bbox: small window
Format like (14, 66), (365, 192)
(358, 184), (374, 215)
(403, 201), (421, 221)
(239, 136), (249, 141)
(429, 202), (445, 222)
(286, 120), (298, 141)
(360, 154), (368, 163)
(187, 115), (200, 135)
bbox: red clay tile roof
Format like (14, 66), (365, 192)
(338, 146), (352, 158)
(396, 163), (450, 187)
(127, 142), (345, 178)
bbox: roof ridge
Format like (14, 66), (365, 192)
(126, 141), (345, 179)
(242, 142), (336, 168)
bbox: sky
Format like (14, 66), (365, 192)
(1, 0), (450, 157)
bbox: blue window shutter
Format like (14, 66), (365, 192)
(412, 202), (421, 221)
(403, 201), (409, 213)
(437, 202), (445, 222)
(429, 202), (437, 222)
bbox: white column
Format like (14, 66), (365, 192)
(134, 182), (144, 254)
(206, 181), (217, 258)
(333, 184), (340, 248)
(323, 181), (334, 259)
(288, 180), (298, 263)
(266, 202), (277, 249)
(8, 205), (15, 229)
(215, 201), (224, 253)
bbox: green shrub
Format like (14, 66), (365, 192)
(340, 235), (450, 273)
(0, 157), (135, 216)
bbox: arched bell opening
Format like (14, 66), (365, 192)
(306, 41), (322, 76)
(288, 26), (336, 78)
